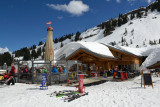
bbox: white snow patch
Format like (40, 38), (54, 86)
(0, 76), (160, 107)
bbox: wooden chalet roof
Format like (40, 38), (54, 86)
(147, 61), (160, 69)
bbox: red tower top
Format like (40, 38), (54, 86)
(47, 26), (53, 31)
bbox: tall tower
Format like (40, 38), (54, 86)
(44, 22), (54, 65)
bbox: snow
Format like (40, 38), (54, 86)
(71, 10), (160, 48)
(0, 47), (10, 54)
(55, 41), (114, 60)
(96, 11), (160, 48)
(0, 76), (160, 107)
(14, 57), (24, 61)
(80, 27), (105, 42)
(140, 48), (160, 69)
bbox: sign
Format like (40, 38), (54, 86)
(141, 69), (153, 88)
(42, 74), (47, 87)
(77, 74), (85, 93)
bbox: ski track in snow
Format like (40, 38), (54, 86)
(0, 76), (160, 107)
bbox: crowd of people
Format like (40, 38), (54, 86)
(112, 66), (128, 80)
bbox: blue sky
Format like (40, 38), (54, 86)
(0, 0), (154, 52)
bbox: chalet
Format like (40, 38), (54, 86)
(55, 42), (143, 74)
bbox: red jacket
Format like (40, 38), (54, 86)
(10, 66), (16, 76)
(3, 72), (9, 79)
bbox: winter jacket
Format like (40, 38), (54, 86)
(113, 67), (118, 72)
(10, 66), (16, 76)
(52, 67), (58, 73)
(63, 69), (67, 73)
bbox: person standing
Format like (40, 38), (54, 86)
(122, 66), (128, 80)
(113, 66), (118, 78)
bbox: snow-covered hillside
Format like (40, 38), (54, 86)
(76, 10), (160, 48)
(0, 47), (10, 54)
(53, 10), (160, 51)
(97, 11), (160, 48)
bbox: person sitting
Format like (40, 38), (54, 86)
(63, 68), (67, 73)
(52, 66), (58, 73)
(42, 67), (48, 74)
(3, 70), (9, 79)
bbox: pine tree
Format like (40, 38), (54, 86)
(149, 40), (153, 45)
(154, 40), (156, 45)
(122, 15), (128, 24)
(38, 41), (43, 46)
(143, 41), (145, 46)
(104, 21), (112, 33)
(121, 37), (124, 43)
(61, 42), (64, 48)
(130, 13), (135, 20)
(131, 29), (134, 35)
(31, 49), (37, 59)
(130, 39), (133, 44)
(126, 42), (128, 46)
(112, 19), (117, 27)
(123, 28), (127, 36)
(144, 9), (148, 16)
(118, 17), (122, 26)
(122, 42), (124, 46)
(75, 32), (81, 41)
(54, 38), (58, 43)
(23, 49), (31, 61)
(37, 48), (42, 57)
(0, 52), (12, 66)
(137, 11), (142, 18)
(32, 45), (36, 49)
(114, 41), (116, 46)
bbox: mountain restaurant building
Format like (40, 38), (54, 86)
(55, 42), (143, 75)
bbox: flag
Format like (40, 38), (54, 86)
(46, 22), (52, 25)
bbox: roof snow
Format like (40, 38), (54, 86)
(140, 48), (160, 69)
(55, 42), (115, 60)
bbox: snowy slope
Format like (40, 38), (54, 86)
(43, 10), (160, 61)
(80, 27), (105, 42)
(96, 11), (160, 48)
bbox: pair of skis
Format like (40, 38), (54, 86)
(47, 90), (89, 102)
(63, 92), (89, 102)
(47, 90), (77, 97)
